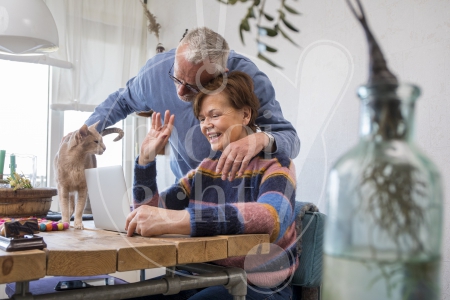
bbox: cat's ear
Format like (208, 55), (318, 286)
(67, 122), (98, 149)
(68, 124), (88, 149)
(88, 121), (100, 133)
(79, 124), (89, 138)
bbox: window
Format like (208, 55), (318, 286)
(0, 60), (49, 186)
(63, 111), (123, 168)
(0, 60), (123, 189)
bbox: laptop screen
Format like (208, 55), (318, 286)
(85, 165), (130, 233)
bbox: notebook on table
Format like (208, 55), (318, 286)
(85, 165), (131, 233)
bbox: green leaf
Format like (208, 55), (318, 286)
(239, 25), (246, 45)
(265, 44), (277, 52)
(229, 0), (238, 4)
(284, 4), (301, 15)
(254, 0), (260, 6)
(263, 13), (274, 21)
(258, 53), (282, 68)
(264, 44), (278, 53)
(256, 40), (278, 52)
(278, 26), (299, 46)
(257, 26), (278, 37)
(281, 16), (299, 32)
(239, 0), (248, 2)
(241, 18), (250, 31)
(248, 7), (255, 18)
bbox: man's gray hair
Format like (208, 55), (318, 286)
(180, 27), (230, 76)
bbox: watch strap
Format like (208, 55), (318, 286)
(262, 131), (275, 153)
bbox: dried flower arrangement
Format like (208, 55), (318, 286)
(6, 172), (33, 191)
(140, 0), (161, 41)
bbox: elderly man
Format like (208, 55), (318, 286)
(85, 27), (300, 181)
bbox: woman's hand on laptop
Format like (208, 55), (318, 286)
(125, 205), (190, 237)
(138, 110), (175, 166)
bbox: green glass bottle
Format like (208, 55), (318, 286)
(322, 82), (443, 300)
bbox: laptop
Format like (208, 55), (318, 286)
(85, 165), (131, 233)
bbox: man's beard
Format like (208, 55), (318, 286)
(178, 93), (195, 102)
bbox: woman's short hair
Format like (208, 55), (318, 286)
(193, 71), (260, 132)
(180, 27), (229, 77)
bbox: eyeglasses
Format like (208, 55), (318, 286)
(168, 63), (200, 93)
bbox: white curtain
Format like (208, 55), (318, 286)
(44, 0), (148, 112)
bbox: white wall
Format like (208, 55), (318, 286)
(148, 0), (450, 298)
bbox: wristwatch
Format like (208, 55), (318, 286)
(262, 131), (275, 153)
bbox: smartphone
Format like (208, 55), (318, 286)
(55, 278), (114, 291)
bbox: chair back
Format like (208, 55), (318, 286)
(292, 204), (325, 288)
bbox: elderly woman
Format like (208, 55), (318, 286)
(126, 71), (297, 300)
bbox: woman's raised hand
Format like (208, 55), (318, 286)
(138, 110), (175, 165)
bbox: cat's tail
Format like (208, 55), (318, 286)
(101, 127), (124, 142)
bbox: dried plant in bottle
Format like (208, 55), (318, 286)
(322, 3), (441, 299)
(344, 2), (438, 299)
(346, 0), (426, 255)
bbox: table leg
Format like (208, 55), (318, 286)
(166, 266), (176, 278)
(7, 264), (247, 300)
(177, 264), (247, 300)
(11, 281), (31, 299)
(225, 268), (247, 300)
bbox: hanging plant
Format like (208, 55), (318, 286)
(218, 0), (301, 68)
(140, 0), (161, 42)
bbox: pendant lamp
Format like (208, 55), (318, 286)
(0, 0), (59, 55)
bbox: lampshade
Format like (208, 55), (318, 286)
(0, 0), (59, 55)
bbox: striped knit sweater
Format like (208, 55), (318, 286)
(133, 151), (298, 287)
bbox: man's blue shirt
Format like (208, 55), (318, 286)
(85, 49), (300, 180)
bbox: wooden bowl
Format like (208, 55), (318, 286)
(0, 188), (57, 218)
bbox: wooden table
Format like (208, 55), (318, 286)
(1, 221), (270, 299)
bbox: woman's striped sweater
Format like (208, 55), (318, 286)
(133, 151), (298, 287)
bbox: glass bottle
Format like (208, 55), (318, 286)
(322, 83), (443, 300)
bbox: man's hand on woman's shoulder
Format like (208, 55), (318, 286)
(216, 132), (271, 181)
